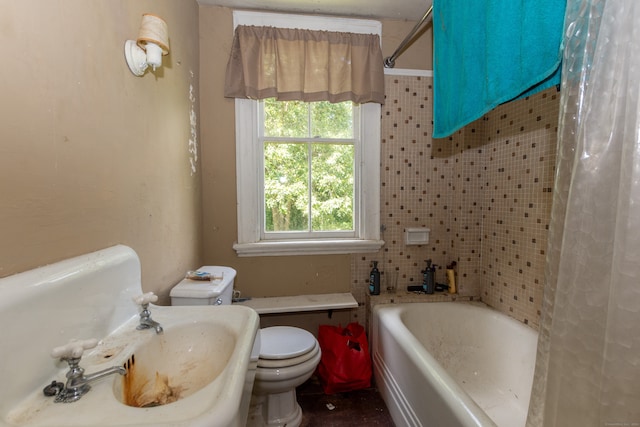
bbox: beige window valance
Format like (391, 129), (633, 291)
(224, 25), (385, 104)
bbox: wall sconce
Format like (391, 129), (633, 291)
(124, 14), (170, 76)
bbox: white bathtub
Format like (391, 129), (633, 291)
(372, 302), (538, 427)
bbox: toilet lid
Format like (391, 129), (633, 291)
(257, 342), (319, 368)
(259, 326), (317, 359)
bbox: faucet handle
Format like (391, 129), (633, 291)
(51, 338), (98, 360)
(133, 292), (158, 306)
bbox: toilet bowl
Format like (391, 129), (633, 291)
(248, 326), (321, 427)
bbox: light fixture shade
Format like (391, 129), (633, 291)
(136, 13), (169, 55)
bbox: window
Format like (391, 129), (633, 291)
(262, 99), (356, 238)
(232, 11), (384, 256)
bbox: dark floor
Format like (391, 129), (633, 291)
(297, 376), (396, 427)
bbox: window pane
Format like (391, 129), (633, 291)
(310, 101), (354, 139)
(264, 142), (309, 231)
(263, 99), (308, 138)
(311, 143), (354, 231)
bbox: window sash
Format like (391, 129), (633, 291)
(260, 142), (357, 239)
(258, 102), (359, 240)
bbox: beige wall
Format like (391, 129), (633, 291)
(382, 19), (432, 69)
(0, 1), (202, 303)
(198, 5), (431, 298)
(0, 2), (432, 303)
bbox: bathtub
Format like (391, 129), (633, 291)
(372, 302), (538, 427)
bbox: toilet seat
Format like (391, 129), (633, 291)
(257, 342), (319, 369)
(259, 326), (317, 359)
(253, 342), (322, 384)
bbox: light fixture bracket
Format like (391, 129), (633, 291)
(124, 40), (148, 76)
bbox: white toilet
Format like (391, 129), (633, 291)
(170, 266), (321, 427)
(248, 325), (321, 427)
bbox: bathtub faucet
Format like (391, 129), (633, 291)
(133, 292), (163, 334)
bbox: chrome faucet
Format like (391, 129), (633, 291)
(134, 292), (163, 334)
(46, 338), (126, 403)
(137, 311), (163, 333)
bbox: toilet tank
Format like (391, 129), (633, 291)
(170, 266), (236, 306)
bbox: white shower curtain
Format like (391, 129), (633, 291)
(526, 0), (640, 426)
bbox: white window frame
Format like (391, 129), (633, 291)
(231, 11), (384, 257)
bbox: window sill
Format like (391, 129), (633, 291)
(233, 239), (385, 257)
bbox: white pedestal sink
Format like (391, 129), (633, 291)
(0, 245), (259, 427)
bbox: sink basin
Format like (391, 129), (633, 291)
(113, 321), (236, 408)
(0, 246), (260, 427)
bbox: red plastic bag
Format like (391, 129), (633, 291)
(316, 322), (372, 394)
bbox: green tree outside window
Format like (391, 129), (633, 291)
(263, 99), (355, 233)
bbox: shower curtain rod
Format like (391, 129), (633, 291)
(384, 5), (433, 68)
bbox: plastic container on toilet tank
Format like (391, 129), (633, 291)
(170, 266), (236, 306)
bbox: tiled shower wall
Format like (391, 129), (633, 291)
(351, 72), (559, 328)
(479, 89), (559, 325)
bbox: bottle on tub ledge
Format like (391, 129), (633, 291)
(446, 261), (457, 294)
(421, 259), (436, 294)
(369, 261), (381, 295)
